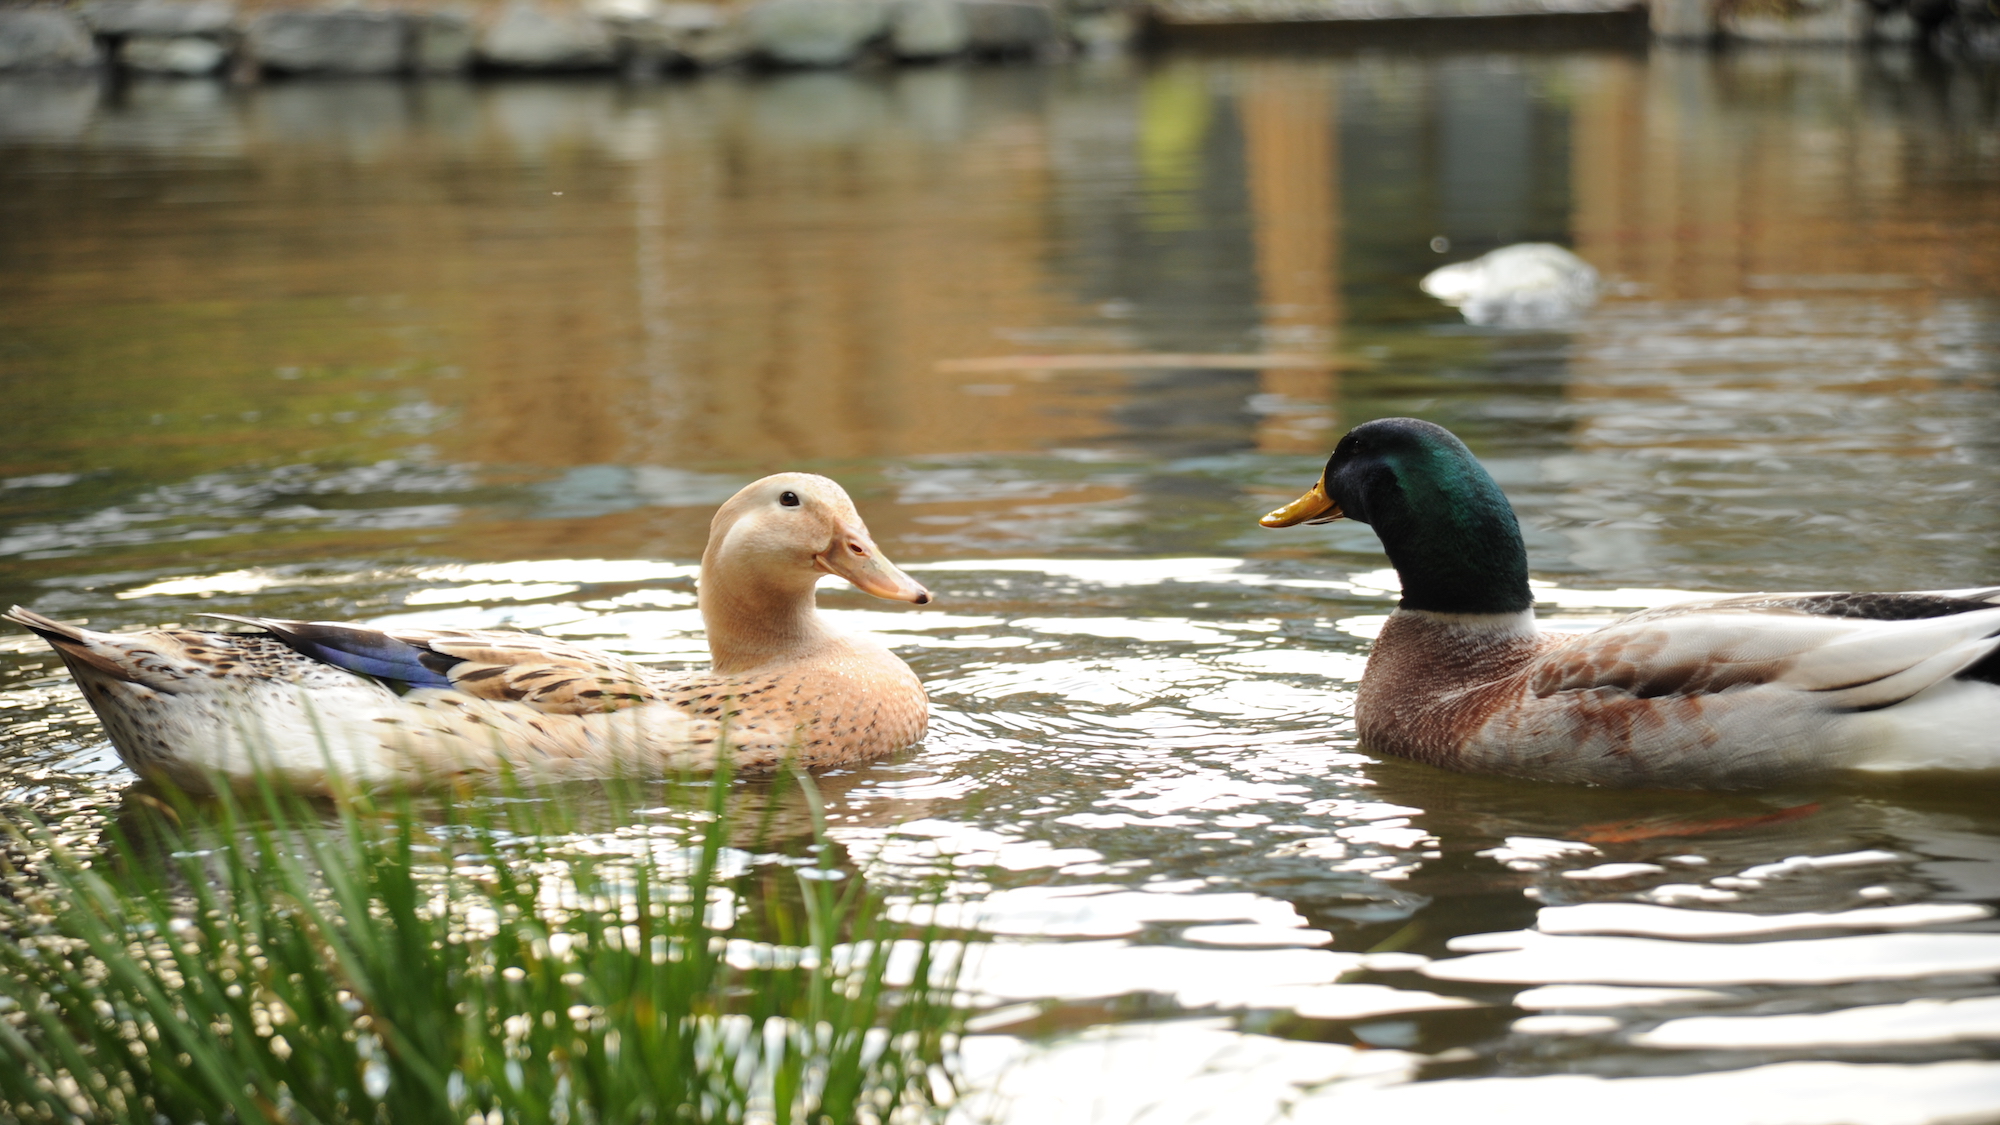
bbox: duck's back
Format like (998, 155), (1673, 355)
(1358, 594), (2000, 788)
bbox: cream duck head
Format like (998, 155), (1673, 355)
(698, 473), (930, 672)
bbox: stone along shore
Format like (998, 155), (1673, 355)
(0, 0), (1135, 78)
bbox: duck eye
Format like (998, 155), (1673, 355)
(779, 491), (800, 508)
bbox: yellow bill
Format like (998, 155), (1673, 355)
(1259, 478), (1345, 527)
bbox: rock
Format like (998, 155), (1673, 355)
(247, 10), (408, 74)
(585, 0), (674, 75)
(587, 0), (657, 18)
(890, 0), (969, 56)
(1420, 243), (1600, 328)
(1718, 0), (1867, 41)
(667, 3), (751, 65)
(0, 8), (102, 70)
(77, 0), (235, 37)
(1649, 0), (1711, 39)
(1070, 7), (1136, 53)
(596, 0), (744, 67)
(659, 1), (727, 31)
(412, 8), (474, 72)
(479, 2), (618, 70)
(120, 33), (227, 72)
(744, 0), (887, 66)
(81, 1), (237, 76)
(961, 0), (1056, 53)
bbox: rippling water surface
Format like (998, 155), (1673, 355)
(5, 47), (2000, 1122)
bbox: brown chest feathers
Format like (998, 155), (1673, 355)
(1355, 611), (1552, 767)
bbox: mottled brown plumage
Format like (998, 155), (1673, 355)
(8, 473), (933, 794)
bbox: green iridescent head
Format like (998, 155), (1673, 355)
(1261, 418), (1532, 615)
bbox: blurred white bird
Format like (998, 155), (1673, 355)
(1421, 243), (1600, 328)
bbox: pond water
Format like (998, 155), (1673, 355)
(5, 45), (2000, 1123)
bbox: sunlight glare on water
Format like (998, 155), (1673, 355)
(3, 45), (2000, 1124)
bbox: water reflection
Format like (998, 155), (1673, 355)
(3, 46), (2000, 1124)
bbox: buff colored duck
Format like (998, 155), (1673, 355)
(8, 473), (933, 795)
(1260, 418), (2000, 789)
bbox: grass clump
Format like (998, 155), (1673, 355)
(0, 772), (963, 1124)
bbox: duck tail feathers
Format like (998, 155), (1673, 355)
(5, 605), (91, 644)
(5, 605), (156, 685)
(1944, 586), (2000, 606)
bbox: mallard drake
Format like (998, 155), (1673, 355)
(8, 474), (933, 795)
(1260, 418), (2000, 788)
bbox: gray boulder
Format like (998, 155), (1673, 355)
(0, 8), (102, 70)
(890, 0), (968, 56)
(412, 8), (474, 72)
(78, 0), (235, 36)
(120, 33), (228, 72)
(479, 3), (617, 69)
(1070, 6), (1134, 53)
(247, 10), (408, 74)
(962, 0), (1056, 53)
(658, 1), (727, 31)
(744, 0), (886, 65)
(661, 2), (751, 65)
(81, 1), (237, 76)
(587, 0), (676, 76)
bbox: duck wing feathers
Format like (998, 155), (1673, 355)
(1450, 596), (2000, 785)
(1623, 588), (2000, 624)
(203, 615), (663, 714)
(1532, 600), (2000, 712)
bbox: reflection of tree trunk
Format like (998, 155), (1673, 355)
(425, 77), (1107, 473)
(1239, 64), (1341, 454)
(631, 142), (685, 466)
(1569, 51), (1937, 304)
(1565, 51), (1948, 420)
(627, 73), (1105, 467)
(1569, 54), (1647, 294)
